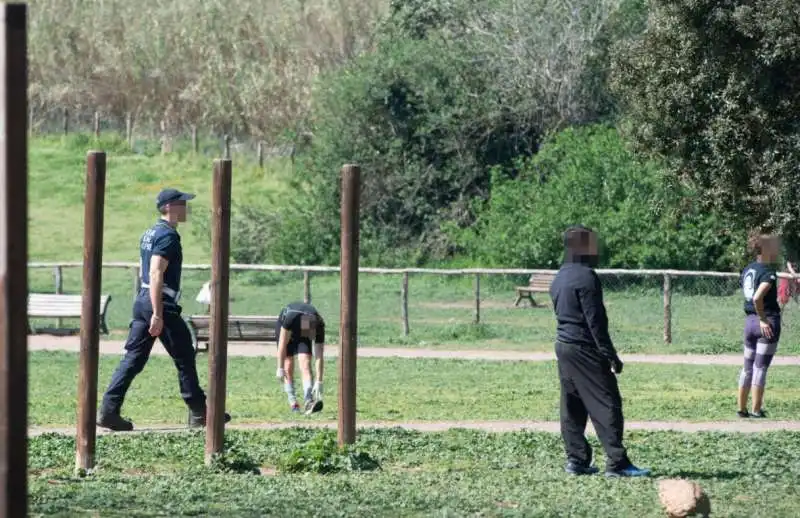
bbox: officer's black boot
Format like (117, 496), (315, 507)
(97, 411), (134, 432)
(188, 407), (232, 428)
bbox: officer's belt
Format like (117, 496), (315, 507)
(141, 283), (181, 301)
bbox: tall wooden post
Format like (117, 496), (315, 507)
(0, 4), (29, 516)
(76, 151), (106, 474)
(338, 164), (360, 447)
(205, 158), (232, 465)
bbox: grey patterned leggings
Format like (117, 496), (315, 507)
(739, 314), (781, 388)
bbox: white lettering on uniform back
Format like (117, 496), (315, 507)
(140, 228), (157, 283)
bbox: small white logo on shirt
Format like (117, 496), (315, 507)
(742, 269), (756, 301)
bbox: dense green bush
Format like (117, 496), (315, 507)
(232, 0), (651, 266)
(449, 125), (745, 270)
(611, 0), (800, 258)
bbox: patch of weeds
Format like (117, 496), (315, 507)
(279, 430), (381, 474)
(434, 323), (498, 341)
(207, 442), (261, 475)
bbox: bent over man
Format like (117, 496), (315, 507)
(275, 301), (325, 415)
(549, 225), (650, 478)
(97, 188), (231, 431)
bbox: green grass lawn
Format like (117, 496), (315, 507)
(29, 428), (800, 517)
(28, 135), (800, 355)
(30, 351), (800, 427)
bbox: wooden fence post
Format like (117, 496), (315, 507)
(474, 273), (480, 324)
(54, 265), (63, 328)
(125, 113), (133, 149)
(257, 141), (264, 169)
(401, 272), (409, 336)
(191, 125), (198, 154)
(132, 266), (141, 302)
(663, 273), (672, 344)
(303, 270), (311, 304)
(62, 107), (68, 135)
(93, 111), (100, 139)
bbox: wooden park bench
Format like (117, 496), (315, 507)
(513, 271), (558, 307)
(185, 314), (279, 353)
(27, 293), (113, 335)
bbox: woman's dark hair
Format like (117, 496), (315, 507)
(748, 231), (780, 257)
(747, 231), (763, 256)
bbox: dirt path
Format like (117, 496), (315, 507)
(28, 419), (800, 438)
(28, 335), (800, 365)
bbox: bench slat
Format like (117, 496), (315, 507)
(187, 315), (278, 350)
(28, 294), (111, 317)
(28, 293), (112, 335)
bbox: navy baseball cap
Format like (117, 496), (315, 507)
(156, 188), (195, 209)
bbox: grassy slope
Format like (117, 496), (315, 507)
(30, 428), (800, 517)
(29, 134), (291, 262)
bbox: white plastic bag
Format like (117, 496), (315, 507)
(196, 281), (212, 305)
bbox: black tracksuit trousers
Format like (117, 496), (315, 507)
(555, 341), (631, 471)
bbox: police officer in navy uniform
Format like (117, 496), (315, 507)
(97, 188), (231, 431)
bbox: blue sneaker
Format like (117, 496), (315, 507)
(565, 462), (599, 475)
(605, 465), (651, 478)
(290, 402), (301, 413)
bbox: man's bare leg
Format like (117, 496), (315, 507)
(297, 353), (314, 403)
(283, 356), (299, 410)
(299, 349), (323, 414)
(313, 342), (324, 400)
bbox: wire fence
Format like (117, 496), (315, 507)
(26, 263), (800, 354)
(28, 105), (307, 166)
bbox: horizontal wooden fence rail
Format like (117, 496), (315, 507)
(27, 262), (799, 344)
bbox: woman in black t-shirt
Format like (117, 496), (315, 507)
(738, 232), (782, 419)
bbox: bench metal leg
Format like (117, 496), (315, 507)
(100, 314), (110, 335)
(514, 292), (536, 307)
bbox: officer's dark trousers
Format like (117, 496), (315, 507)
(555, 342), (631, 471)
(100, 291), (206, 415)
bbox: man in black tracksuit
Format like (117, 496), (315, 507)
(549, 225), (650, 477)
